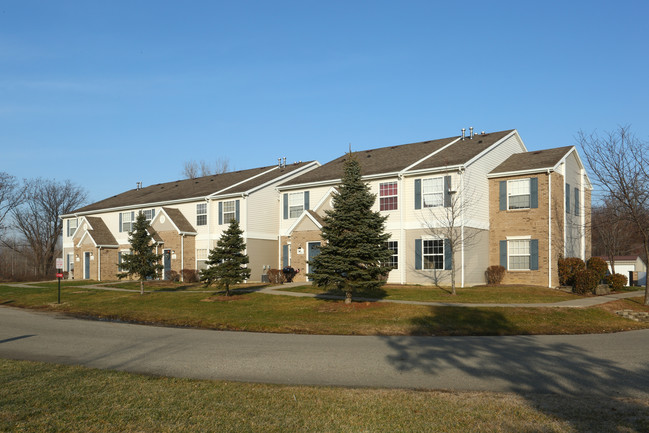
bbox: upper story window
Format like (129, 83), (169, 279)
(142, 209), (155, 221)
(222, 200), (236, 223)
(120, 211), (134, 232)
(565, 183), (571, 214)
(507, 179), (531, 209)
(574, 187), (580, 216)
(67, 218), (78, 237)
(288, 192), (304, 218)
(379, 182), (398, 211)
(422, 177), (444, 208)
(196, 203), (207, 226)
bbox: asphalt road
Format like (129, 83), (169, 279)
(1, 306), (648, 397)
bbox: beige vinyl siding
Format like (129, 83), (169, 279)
(563, 152), (583, 259)
(279, 185), (332, 234)
(246, 185), (280, 237)
(246, 238), (278, 282)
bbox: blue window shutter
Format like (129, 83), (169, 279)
(530, 177), (538, 208)
(119, 213), (122, 232)
(565, 183), (570, 214)
(235, 200), (240, 222)
(152, 209), (155, 218)
(218, 202), (223, 225)
(530, 239), (539, 270)
(444, 240), (452, 270)
(500, 240), (508, 269)
(66, 220), (70, 236)
(574, 188), (579, 216)
(444, 176), (451, 207)
(499, 181), (507, 211)
(283, 193), (288, 219)
(118, 252), (122, 272)
(415, 239), (422, 270)
(282, 244), (289, 267)
(304, 191), (309, 211)
(414, 179), (421, 210)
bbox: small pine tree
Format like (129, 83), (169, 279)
(308, 153), (392, 303)
(118, 212), (163, 295)
(200, 219), (251, 296)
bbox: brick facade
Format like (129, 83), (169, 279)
(280, 229), (323, 282)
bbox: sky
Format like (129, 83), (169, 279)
(1, 0), (648, 204)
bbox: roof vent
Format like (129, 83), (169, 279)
(461, 128), (466, 140)
(136, 181), (143, 190)
(469, 127), (474, 139)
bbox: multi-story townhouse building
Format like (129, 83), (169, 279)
(278, 129), (591, 287)
(60, 128), (591, 287)
(60, 161), (318, 282)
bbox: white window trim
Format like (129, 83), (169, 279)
(507, 238), (531, 271)
(385, 240), (398, 269)
(423, 239), (445, 270)
(222, 200), (237, 224)
(196, 203), (207, 226)
(379, 181), (398, 211)
(507, 178), (531, 210)
(422, 177), (444, 208)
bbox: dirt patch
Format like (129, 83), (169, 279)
(72, 290), (89, 294)
(200, 295), (248, 302)
(317, 301), (381, 313)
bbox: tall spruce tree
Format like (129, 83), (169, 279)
(200, 219), (251, 296)
(309, 153), (392, 303)
(117, 212), (163, 295)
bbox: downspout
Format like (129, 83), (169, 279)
(243, 193), (249, 282)
(460, 168), (465, 288)
(98, 246), (102, 281)
(180, 234), (185, 282)
(580, 169), (586, 260)
(398, 173), (405, 284)
(548, 169), (552, 287)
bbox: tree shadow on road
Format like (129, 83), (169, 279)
(383, 308), (649, 431)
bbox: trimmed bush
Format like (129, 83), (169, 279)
(181, 269), (199, 283)
(606, 273), (628, 292)
(586, 257), (608, 282)
(485, 265), (506, 285)
(558, 257), (585, 286)
(573, 268), (600, 294)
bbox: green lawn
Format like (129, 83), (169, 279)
(282, 283), (582, 303)
(1, 359), (647, 433)
(1, 282), (648, 336)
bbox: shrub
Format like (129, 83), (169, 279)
(267, 269), (285, 284)
(586, 257), (608, 282)
(485, 265), (506, 285)
(181, 269), (199, 283)
(167, 270), (180, 282)
(606, 273), (628, 292)
(573, 268), (600, 294)
(558, 257), (585, 286)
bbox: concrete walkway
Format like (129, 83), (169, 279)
(6, 280), (643, 308)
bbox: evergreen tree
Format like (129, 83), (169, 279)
(117, 212), (163, 295)
(309, 153), (392, 303)
(200, 219), (251, 296)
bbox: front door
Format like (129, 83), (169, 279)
(307, 242), (321, 281)
(163, 250), (171, 280)
(84, 252), (90, 280)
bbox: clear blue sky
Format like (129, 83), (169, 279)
(1, 0), (647, 204)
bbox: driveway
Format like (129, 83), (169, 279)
(1, 306), (648, 397)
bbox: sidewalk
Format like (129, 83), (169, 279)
(4, 280), (645, 308)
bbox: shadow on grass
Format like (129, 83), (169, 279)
(312, 287), (388, 301)
(383, 307), (649, 431)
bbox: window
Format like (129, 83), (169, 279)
(142, 209), (155, 221)
(67, 218), (78, 237)
(385, 241), (398, 269)
(120, 212), (134, 232)
(223, 200), (236, 223)
(508, 240), (530, 270)
(118, 250), (130, 272)
(507, 179), (531, 209)
(565, 183), (571, 214)
(380, 182), (398, 211)
(422, 177), (444, 208)
(196, 203), (207, 226)
(288, 193), (304, 218)
(196, 248), (208, 270)
(423, 239), (444, 270)
(574, 187), (579, 216)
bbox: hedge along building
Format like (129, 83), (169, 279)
(60, 160), (318, 282)
(277, 129), (592, 287)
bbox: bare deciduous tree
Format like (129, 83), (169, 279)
(11, 179), (87, 277)
(578, 126), (649, 305)
(422, 171), (480, 295)
(182, 157), (231, 179)
(591, 199), (635, 274)
(0, 172), (21, 238)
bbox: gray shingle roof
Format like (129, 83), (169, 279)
(85, 217), (118, 246)
(72, 161), (314, 214)
(282, 130), (514, 186)
(162, 207), (197, 234)
(489, 146), (574, 175)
